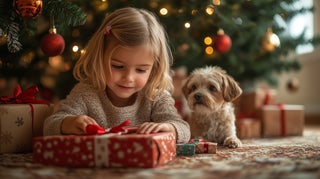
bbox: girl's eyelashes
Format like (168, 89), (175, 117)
(136, 69), (147, 73)
(111, 64), (148, 73)
(111, 64), (123, 69)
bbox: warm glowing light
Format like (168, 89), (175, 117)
(270, 33), (280, 47)
(48, 56), (63, 68)
(159, 8), (168, 15)
(212, 0), (221, 5)
(205, 46), (214, 55)
(184, 22), (191, 29)
(72, 45), (79, 52)
(204, 37), (213, 45)
(206, 6), (215, 15)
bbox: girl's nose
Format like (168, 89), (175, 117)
(123, 70), (134, 82)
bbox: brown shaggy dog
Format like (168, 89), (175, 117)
(182, 66), (242, 148)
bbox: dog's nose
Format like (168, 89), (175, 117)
(194, 93), (202, 101)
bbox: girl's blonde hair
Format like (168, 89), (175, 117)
(73, 7), (173, 100)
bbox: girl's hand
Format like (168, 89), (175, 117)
(61, 115), (98, 135)
(136, 122), (176, 136)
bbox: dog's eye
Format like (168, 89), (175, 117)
(209, 85), (216, 92)
(191, 85), (197, 91)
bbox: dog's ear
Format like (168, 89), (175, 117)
(182, 74), (192, 98)
(222, 75), (242, 102)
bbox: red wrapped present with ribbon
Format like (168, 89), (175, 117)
(33, 128), (176, 168)
(258, 104), (304, 137)
(0, 85), (54, 153)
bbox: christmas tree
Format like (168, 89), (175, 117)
(0, 0), (319, 100)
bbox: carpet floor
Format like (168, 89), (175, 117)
(1, 125), (319, 179)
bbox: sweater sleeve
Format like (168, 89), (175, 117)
(43, 83), (89, 136)
(151, 91), (191, 144)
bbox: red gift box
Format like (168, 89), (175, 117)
(33, 132), (176, 168)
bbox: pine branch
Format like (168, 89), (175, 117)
(6, 13), (22, 53)
(44, 0), (86, 27)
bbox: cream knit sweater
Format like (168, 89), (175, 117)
(43, 82), (190, 143)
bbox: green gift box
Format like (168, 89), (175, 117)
(176, 140), (200, 156)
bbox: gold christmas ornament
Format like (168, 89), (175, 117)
(0, 35), (8, 46)
(261, 28), (280, 53)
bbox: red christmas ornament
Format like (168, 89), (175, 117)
(14, 0), (43, 19)
(213, 29), (232, 54)
(40, 27), (65, 57)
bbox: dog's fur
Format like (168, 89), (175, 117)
(182, 66), (242, 148)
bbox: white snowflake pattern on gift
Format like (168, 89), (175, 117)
(117, 151), (124, 158)
(133, 142), (143, 153)
(0, 131), (13, 144)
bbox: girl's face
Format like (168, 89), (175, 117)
(106, 45), (154, 106)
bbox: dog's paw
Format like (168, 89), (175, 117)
(223, 136), (242, 148)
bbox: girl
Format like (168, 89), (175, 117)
(43, 7), (191, 143)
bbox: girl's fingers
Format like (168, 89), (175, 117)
(136, 122), (148, 133)
(137, 122), (161, 134)
(62, 115), (98, 135)
(85, 116), (98, 125)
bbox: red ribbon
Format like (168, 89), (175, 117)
(237, 112), (255, 120)
(263, 89), (270, 105)
(278, 103), (286, 136)
(29, 104), (35, 136)
(86, 119), (132, 135)
(0, 85), (48, 104)
(203, 142), (209, 153)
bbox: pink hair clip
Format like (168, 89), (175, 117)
(105, 26), (112, 36)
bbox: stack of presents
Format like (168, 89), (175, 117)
(0, 84), (304, 168)
(234, 87), (305, 139)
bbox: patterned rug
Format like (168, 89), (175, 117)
(1, 125), (320, 179)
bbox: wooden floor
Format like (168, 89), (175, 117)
(305, 115), (320, 125)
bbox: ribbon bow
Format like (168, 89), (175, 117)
(0, 84), (48, 104)
(86, 119), (132, 135)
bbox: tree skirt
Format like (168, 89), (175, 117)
(1, 126), (320, 179)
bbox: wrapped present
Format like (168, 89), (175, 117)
(239, 87), (277, 115)
(259, 104), (304, 137)
(236, 118), (261, 139)
(176, 142), (196, 156)
(177, 139), (217, 156)
(194, 141), (217, 154)
(33, 131), (176, 168)
(0, 85), (54, 153)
